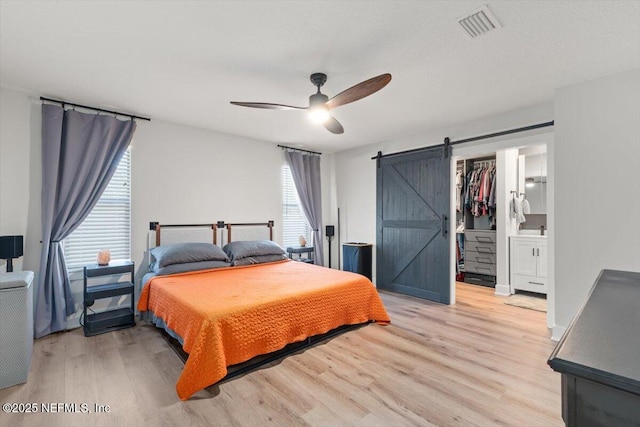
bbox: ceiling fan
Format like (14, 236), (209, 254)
(230, 72), (392, 134)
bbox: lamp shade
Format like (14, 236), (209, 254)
(0, 235), (24, 259)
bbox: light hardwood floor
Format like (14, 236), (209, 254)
(0, 283), (562, 427)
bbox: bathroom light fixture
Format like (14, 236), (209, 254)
(525, 177), (535, 188)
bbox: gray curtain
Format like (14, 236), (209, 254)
(285, 151), (324, 266)
(35, 104), (136, 338)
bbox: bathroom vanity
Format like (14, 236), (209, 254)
(509, 233), (547, 294)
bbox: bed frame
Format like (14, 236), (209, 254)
(161, 322), (369, 387)
(145, 220), (363, 391)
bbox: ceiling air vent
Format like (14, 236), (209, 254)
(457, 5), (502, 39)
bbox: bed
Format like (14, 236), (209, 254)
(137, 221), (390, 400)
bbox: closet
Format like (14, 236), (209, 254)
(456, 157), (497, 287)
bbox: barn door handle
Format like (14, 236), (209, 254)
(442, 214), (448, 237)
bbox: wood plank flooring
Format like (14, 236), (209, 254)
(0, 283), (562, 426)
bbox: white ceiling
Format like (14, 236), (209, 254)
(1, 1), (639, 153)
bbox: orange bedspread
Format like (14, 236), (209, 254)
(137, 260), (390, 400)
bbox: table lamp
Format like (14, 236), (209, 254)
(0, 235), (24, 272)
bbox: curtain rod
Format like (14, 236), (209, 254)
(371, 121), (554, 160)
(278, 144), (322, 156)
(40, 96), (151, 122)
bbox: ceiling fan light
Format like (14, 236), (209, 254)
(308, 106), (330, 124)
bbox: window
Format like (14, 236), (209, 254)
(63, 148), (131, 270)
(282, 165), (311, 248)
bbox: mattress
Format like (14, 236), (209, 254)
(137, 259), (390, 399)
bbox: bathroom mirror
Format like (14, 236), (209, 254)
(525, 176), (546, 214)
(524, 152), (547, 214)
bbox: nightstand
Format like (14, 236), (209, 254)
(286, 246), (314, 264)
(83, 260), (135, 336)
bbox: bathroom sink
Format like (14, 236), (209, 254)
(517, 229), (546, 236)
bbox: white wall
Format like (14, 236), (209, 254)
(322, 153), (339, 268)
(130, 119), (285, 275)
(553, 68), (640, 339)
(524, 152), (547, 178)
(546, 136), (556, 331)
(495, 148), (519, 291)
(334, 102), (554, 284)
(0, 88), (41, 278)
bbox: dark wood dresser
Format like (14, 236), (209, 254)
(548, 269), (640, 426)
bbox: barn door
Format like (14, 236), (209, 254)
(376, 147), (451, 303)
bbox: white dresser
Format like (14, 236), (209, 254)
(509, 235), (547, 294)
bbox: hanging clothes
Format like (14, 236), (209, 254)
(465, 161), (497, 220)
(488, 167), (497, 209)
(456, 169), (464, 213)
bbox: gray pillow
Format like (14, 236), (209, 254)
(232, 254), (288, 266)
(150, 243), (229, 270)
(155, 260), (231, 275)
(223, 240), (286, 261)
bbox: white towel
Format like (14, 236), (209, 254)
(522, 198), (531, 215)
(510, 197), (526, 224)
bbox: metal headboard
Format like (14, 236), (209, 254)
(148, 220), (275, 247)
(148, 221), (225, 247)
(225, 221), (274, 243)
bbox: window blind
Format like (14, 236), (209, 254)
(282, 165), (311, 248)
(63, 148), (131, 270)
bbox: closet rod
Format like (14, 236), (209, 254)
(472, 156), (496, 162)
(40, 96), (150, 121)
(278, 144), (322, 156)
(370, 120), (554, 161)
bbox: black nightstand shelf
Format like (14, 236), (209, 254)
(83, 261), (135, 336)
(286, 246), (314, 264)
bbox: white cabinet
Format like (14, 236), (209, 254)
(509, 236), (547, 294)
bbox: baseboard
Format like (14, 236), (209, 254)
(66, 317), (81, 330)
(551, 325), (566, 342)
(494, 284), (511, 296)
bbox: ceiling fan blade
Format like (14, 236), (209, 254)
(325, 73), (392, 109)
(323, 115), (344, 134)
(230, 101), (305, 111)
